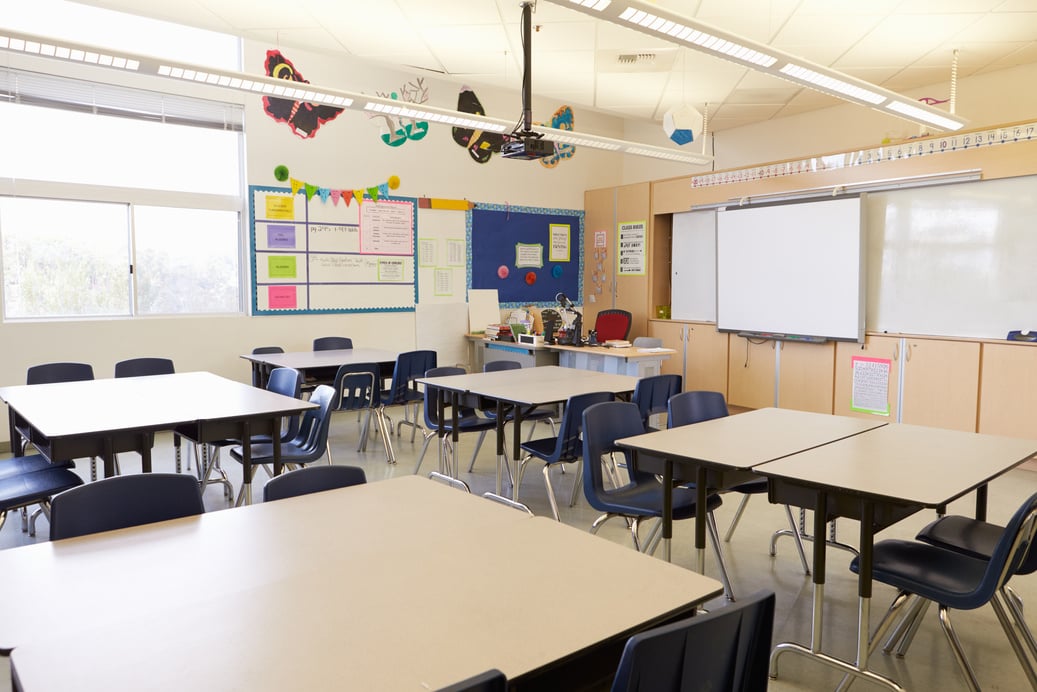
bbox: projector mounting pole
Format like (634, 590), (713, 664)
(520, 1), (533, 135)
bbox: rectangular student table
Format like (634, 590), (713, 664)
(240, 347), (399, 387)
(4, 476), (723, 691)
(759, 423), (1037, 691)
(616, 407), (887, 564)
(417, 365), (641, 497)
(0, 372), (314, 492)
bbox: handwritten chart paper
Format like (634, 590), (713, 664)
(851, 356), (891, 415)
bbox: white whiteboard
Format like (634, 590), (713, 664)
(671, 211), (716, 321)
(716, 198), (865, 341)
(865, 175), (1037, 338)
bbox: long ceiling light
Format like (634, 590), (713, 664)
(547, 0), (968, 132)
(0, 29), (711, 165)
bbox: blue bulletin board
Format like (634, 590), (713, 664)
(468, 204), (584, 308)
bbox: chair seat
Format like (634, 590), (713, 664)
(916, 515), (1037, 575)
(520, 436), (572, 463)
(230, 443), (319, 466)
(850, 540), (991, 610)
(0, 454), (72, 480)
(728, 478), (768, 494)
(0, 466), (84, 512)
(595, 483), (723, 520)
(440, 415), (498, 434)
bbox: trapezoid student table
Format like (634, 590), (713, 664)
(417, 365), (641, 497)
(240, 347), (399, 388)
(758, 423), (1037, 691)
(4, 476), (723, 691)
(546, 343), (675, 378)
(615, 407), (887, 565)
(0, 372), (314, 492)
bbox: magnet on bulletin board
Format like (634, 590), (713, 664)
(497, 265), (509, 279)
(551, 265), (563, 279)
(524, 271), (537, 285)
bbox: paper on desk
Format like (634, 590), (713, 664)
(637, 347), (670, 353)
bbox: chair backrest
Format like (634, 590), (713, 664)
(252, 346), (284, 355)
(313, 336), (353, 351)
(421, 366), (466, 430)
(49, 473), (205, 541)
(547, 391), (616, 462)
(632, 374), (683, 426)
(594, 309), (633, 342)
(632, 336), (663, 348)
(975, 491), (1037, 603)
(114, 357), (175, 378)
(285, 384), (337, 463)
(384, 350), (438, 405)
(667, 390), (729, 428)
(263, 464), (366, 502)
(332, 362), (381, 411)
(251, 346), (285, 386)
(266, 367), (304, 441)
(483, 360), (521, 373)
(610, 590), (776, 692)
(581, 401), (645, 509)
(26, 362), (94, 385)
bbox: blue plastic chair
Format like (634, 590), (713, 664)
(435, 669), (506, 692)
(49, 473), (204, 541)
(611, 590), (776, 692)
(517, 391), (614, 520)
(331, 362), (384, 461)
(262, 464), (366, 502)
(312, 336), (353, 351)
(380, 349), (437, 455)
(0, 456), (82, 537)
(230, 384), (336, 506)
(113, 357), (175, 378)
(250, 346), (284, 387)
(413, 367), (496, 478)
(631, 373), (682, 431)
(22, 362), (97, 479)
(581, 401), (733, 599)
(849, 491), (1037, 691)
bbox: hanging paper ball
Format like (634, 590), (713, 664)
(273, 165), (290, 181)
(387, 175), (401, 190)
(662, 104), (703, 146)
(497, 265), (509, 279)
(525, 271), (537, 285)
(551, 265), (563, 278)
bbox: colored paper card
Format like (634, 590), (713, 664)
(268, 255), (297, 278)
(850, 356), (891, 415)
(265, 195), (294, 220)
(549, 223), (570, 262)
(267, 285), (297, 309)
(429, 198), (471, 211)
(266, 224), (296, 248)
(515, 242), (544, 268)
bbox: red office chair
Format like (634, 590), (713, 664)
(593, 309), (632, 342)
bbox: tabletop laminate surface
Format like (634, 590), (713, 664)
(419, 365), (640, 406)
(240, 348), (399, 370)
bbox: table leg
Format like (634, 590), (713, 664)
(662, 458), (673, 563)
(450, 391), (460, 478)
(240, 421), (253, 506)
(7, 409), (24, 456)
(435, 388), (446, 474)
(511, 406), (524, 501)
(140, 434), (152, 473)
(495, 400), (506, 497)
(102, 437), (116, 478)
(688, 466), (705, 572)
(976, 483), (988, 521)
(174, 434), (182, 474)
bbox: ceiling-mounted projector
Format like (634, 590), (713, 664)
(501, 133), (555, 160)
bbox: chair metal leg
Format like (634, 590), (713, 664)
(377, 408), (396, 464)
(467, 430), (488, 472)
(568, 463), (583, 508)
(413, 430), (436, 475)
(1002, 585), (1037, 665)
(723, 493), (752, 542)
(543, 464), (562, 521)
(629, 516), (643, 552)
(937, 605), (982, 692)
(993, 590), (1037, 688)
(881, 594), (928, 657)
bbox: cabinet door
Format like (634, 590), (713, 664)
(978, 343), (1037, 439)
(833, 335), (901, 420)
(685, 325), (728, 396)
(648, 320), (687, 380)
(902, 338), (980, 432)
(727, 335), (776, 409)
(778, 341), (835, 414)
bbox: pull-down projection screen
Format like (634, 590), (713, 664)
(716, 197), (865, 342)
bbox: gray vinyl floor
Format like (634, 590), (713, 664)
(2, 408), (1036, 691)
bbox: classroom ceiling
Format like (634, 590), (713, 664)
(71, 0), (1037, 133)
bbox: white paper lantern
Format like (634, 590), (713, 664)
(663, 104), (702, 145)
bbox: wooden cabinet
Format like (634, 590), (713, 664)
(727, 335), (776, 409)
(834, 335), (980, 432)
(978, 342), (1037, 439)
(900, 337), (980, 432)
(648, 320), (729, 395)
(778, 341), (835, 414)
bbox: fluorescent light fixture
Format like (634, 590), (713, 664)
(547, 0), (968, 132)
(0, 29), (708, 165)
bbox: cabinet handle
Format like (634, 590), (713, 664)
(892, 343), (899, 361)
(906, 343), (914, 362)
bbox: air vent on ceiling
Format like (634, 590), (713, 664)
(617, 53), (656, 64)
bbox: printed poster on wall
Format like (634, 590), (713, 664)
(617, 221), (646, 276)
(850, 356), (891, 415)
